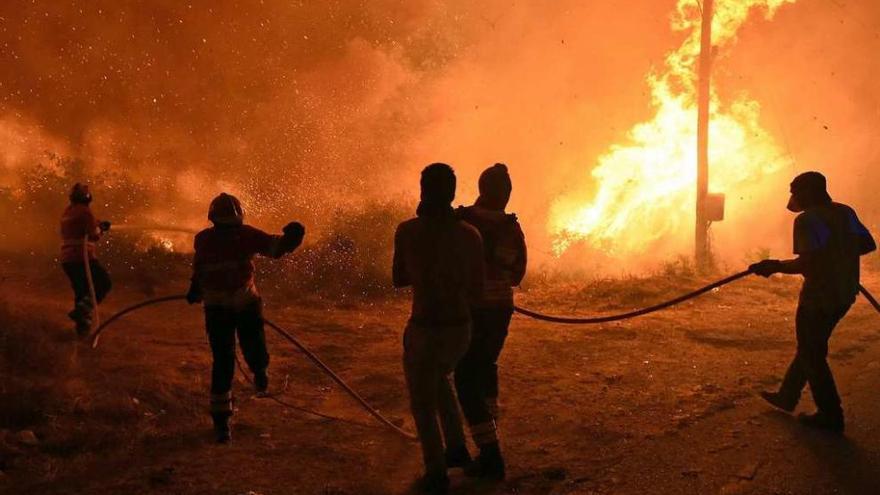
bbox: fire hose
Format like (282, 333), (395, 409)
(87, 273), (880, 442)
(82, 225), (415, 439)
(232, 353), (376, 430)
(83, 234), (102, 330)
(513, 270), (880, 323)
(81, 225), (880, 441)
(89, 295), (417, 441)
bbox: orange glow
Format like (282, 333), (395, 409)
(550, 0), (796, 258)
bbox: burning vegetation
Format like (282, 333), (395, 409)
(1, 0), (879, 272)
(2, 2), (880, 493)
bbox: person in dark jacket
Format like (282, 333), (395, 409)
(454, 163), (526, 479)
(60, 183), (112, 336)
(393, 163), (485, 495)
(752, 171), (875, 433)
(187, 193), (305, 443)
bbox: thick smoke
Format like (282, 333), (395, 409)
(1, 0), (878, 271)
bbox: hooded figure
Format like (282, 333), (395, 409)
(751, 171), (875, 433)
(393, 163), (485, 495)
(453, 163), (527, 481)
(60, 183), (112, 336)
(187, 192), (305, 443)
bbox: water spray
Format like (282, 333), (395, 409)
(110, 224), (200, 235)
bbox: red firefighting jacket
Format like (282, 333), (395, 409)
(191, 224), (285, 308)
(60, 204), (102, 263)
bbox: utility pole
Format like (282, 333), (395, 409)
(695, 0), (713, 268)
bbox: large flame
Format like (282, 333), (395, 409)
(550, 0), (796, 259)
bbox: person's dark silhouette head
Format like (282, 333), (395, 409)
(788, 171), (832, 212)
(69, 183), (92, 205)
(476, 163), (512, 211)
(417, 163), (456, 217)
(208, 192), (244, 226)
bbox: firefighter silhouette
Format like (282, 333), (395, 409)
(454, 163), (526, 480)
(187, 193), (305, 443)
(393, 163), (485, 494)
(60, 183), (112, 336)
(752, 172), (876, 433)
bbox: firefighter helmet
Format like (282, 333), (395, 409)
(208, 193), (244, 226)
(69, 183), (92, 204)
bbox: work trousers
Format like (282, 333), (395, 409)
(778, 302), (851, 418)
(454, 307), (512, 446)
(62, 260), (112, 309)
(403, 321), (470, 476)
(206, 301), (270, 416)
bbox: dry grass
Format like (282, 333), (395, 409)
(0, 301), (200, 483)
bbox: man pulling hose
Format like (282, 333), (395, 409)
(186, 193), (305, 443)
(454, 163), (527, 480)
(751, 171), (876, 433)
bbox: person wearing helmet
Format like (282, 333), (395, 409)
(751, 171), (875, 433)
(187, 192), (306, 443)
(60, 183), (112, 336)
(453, 163), (526, 480)
(393, 163), (485, 495)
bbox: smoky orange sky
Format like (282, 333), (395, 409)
(1, 0), (878, 272)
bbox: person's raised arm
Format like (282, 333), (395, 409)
(275, 222), (306, 257)
(251, 223), (306, 259)
(392, 224), (410, 288)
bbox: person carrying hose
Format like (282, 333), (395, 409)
(186, 193), (305, 443)
(393, 163), (485, 494)
(453, 163), (526, 480)
(751, 171), (875, 433)
(60, 183), (112, 336)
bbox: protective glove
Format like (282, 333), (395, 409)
(283, 221), (305, 241)
(186, 280), (203, 305)
(99, 221), (112, 232)
(749, 259), (782, 278)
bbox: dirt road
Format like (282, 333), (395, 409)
(2, 266), (879, 494)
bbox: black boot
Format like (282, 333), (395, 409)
(444, 445), (473, 469)
(464, 442), (505, 480)
(760, 391), (796, 413)
(798, 411), (844, 434)
(212, 413), (232, 443)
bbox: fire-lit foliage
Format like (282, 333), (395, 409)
(1, 1), (879, 273)
(550, 0), (795, 261)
